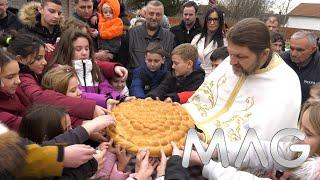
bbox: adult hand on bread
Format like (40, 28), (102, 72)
(82, 115), (115, 135)
(93, 105), (109, 117)
(63, 144), (95, 168)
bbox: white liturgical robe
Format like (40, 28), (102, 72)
(183, 53), (301, 142)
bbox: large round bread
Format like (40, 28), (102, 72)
(106, 99), (194, 157)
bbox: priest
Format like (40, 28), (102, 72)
(183, 18), (301, 143)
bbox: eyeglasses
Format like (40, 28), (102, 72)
(207, 18), (219, 23)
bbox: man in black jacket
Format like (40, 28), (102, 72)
(281, 30), (320, 104)
(0, 0), (22, 33)
(170, 1), (201, 46)
(73, 0), (99, 49)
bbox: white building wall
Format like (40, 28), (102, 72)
(286, 16), (320, 31)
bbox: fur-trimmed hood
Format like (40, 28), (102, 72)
(18, 1), (63, 28)
(18, 1), (40, 28)
(97, 0), (123, 40)
(98, 0), (120, 18)
(0, 123), (27, 174)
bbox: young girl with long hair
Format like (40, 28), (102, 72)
(50, 28), (133, 107)
(2, 32), (109, 127)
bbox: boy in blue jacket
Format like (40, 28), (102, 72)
(130, 42), (169, 98)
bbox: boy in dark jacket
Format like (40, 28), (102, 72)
(147, 43), (205, 102)
(130, 42), (168, 98)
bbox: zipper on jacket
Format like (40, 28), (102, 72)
(82, 60), (87, 92)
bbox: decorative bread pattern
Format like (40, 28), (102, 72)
(106, 99), (194, 157)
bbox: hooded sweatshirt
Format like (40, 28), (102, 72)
(97, 0), (123, 53)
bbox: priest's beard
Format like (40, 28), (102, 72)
(232, 57), (261, 76)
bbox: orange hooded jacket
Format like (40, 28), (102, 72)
(98, 0), (124, 40)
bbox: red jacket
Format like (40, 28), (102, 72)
(96, 60), (120, 79)
(0, 87), (30, 130)
(19, 73), (96, 125)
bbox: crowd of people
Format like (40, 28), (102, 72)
(0, 0), (320, 179)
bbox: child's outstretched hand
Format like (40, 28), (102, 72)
(114, 66), (128, 80)
(164, 97), (173, 103)
(115, 145), (132, 172)
(97, 142), (110, 151)
(156, 149), (167, 178)
(145, 97), (160, 101)
(134, 150), (158, 180)
(93, 149), (107, 171)
(135, 148), (147, 172)
(171, 141), (183, 157)
(106, 99), (120, 111)
(124, 96), (136, 102)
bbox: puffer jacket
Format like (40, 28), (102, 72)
(18, 1), (62, 44)
(73, 59), (125, 107)
(130, 62), (168, 98)
(0, 123), (63, 179)
(97, 0), (123, 53)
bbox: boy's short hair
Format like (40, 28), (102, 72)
(171, 43), (198, 63)
(42, 0), (62, 6)
(146, 42), (166, 57)
(210, 47), (229, 62)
